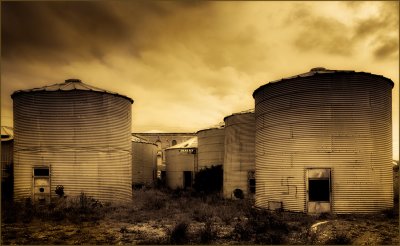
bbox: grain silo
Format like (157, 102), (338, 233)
(223, 110), (255, 199)
(197, 125), (225, 171)
(12, 79), (133, 203)
(165, 137), (197, 189)
(132, 136), (157, 188)
(1, 126), (14, 199)
(253, 68), (394, 214)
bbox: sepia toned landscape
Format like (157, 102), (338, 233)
(1, 1), (399, 245)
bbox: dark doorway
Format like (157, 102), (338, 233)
(183, 171), (192, 189)
(308, 179), (330, 201)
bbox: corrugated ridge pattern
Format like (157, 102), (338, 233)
(13, 90), (132, 203)
(254, 73), (393, 213)
(165, 149), (196, 189)
(223, 113), (255, 198)
(132, 142), (157, 185)
(197, 128), (225, 169)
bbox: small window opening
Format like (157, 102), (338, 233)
(39, 188), (44, 192)
(34, 168), (49, 176)
(308, 179), (330, 202)
(172, 140), (177, 146)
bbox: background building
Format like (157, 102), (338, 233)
(1, 126), (14, 200)
(223, 110), (255, 199)
(132, 133), (196, 177)
(197, 125), (225, 171)
(131, 135), (157, 188)
(165, 137), (198, 189)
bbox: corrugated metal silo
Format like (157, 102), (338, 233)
(132, 136), (157, 187)
(165, 137), (197, 189)
(223, 110), (255, 199)
(12, 79), (133, 203)
(253, 68), (394, 213)
(197, 126), (225, 171)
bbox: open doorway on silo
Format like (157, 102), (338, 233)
(183, 171), (192, 189)
(32, 166), (51, 204)
(248, 170), (256, 194)
(306, 168), (331, 213)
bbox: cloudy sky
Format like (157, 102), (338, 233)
(1, 1), (399, 159)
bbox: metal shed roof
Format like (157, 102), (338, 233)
(1, 126), (13, 142)
(252, 67), (395, 98)
(166, 137), (198, 150)
(131, 135), (157, 145)
(11, 79), (134, 103)
(196, 121), (225, 133)
(223, 108), (255, 121)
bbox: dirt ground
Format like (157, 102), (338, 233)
(2, 189), (399, 245)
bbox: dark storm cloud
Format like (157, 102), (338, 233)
(373, 37), (399, 59)
(2, 1), (129, 62)
(352, 2), (399, 60)
(293, 15), (353, 55)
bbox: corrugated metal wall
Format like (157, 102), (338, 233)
(13, 90), (132, 203)
(197, 128), (225, 170)
(165, 148), (196, 189)
(132, 141), (157, 186)
(223, 112), (255, 198)
(254, 71), (393, 213)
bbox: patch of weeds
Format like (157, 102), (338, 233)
(192, 204), (213, 222)
(146, 196), (165, 210)
(382, 208), (397, 219)
(317, 212), (333, 220)
(22, 198), (34, 223)
(138, 236), (168, 245)
(168, 221), (190, 244)
(2, 200), (21, 223)
(232, 221), (252, 241)
(255, 231), (285, 244)
(218, 205), (238, 225)
(232, 207), (290, 243)
(326, 232), (352, 245)
(199, 221), (218, 244)
(120, 226), (129, 233)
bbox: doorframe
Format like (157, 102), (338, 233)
(32, 165), (51, 203)
(305, 168), (332, 213)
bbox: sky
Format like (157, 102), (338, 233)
(1, 1), (399, 159)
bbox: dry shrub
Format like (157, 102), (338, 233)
(325, 232), (352, 245)
(232, 207), (289, 243)
(192, 203), (213, 222)
(168, 221), (190, 244)
(199, 220), (218, 244)
(218, 204), (240, 225)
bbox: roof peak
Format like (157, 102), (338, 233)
(65, 78), (82, 83)
(11, 79), (134, 104)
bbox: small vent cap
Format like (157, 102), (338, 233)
(310, 67), (326, 72)
(65, 79), (81, 83)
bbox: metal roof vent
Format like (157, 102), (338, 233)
(65, 79), (82, 83)
(310, 67), (326, 72)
